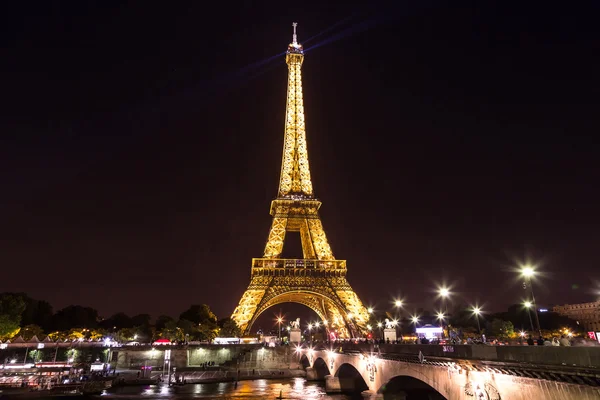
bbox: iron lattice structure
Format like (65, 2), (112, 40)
(231, 24), (369, 338)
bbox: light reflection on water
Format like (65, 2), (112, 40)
(100, 377), (371, 399)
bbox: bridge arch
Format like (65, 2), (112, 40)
(379, 375), (445, 399)
(335, 362), (369, 393)
(313, 357), (330, 380)
(299, 354), (310, 370)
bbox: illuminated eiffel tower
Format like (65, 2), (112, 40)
(231, 23), (369, 338)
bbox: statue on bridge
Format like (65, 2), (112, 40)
(384, 318), (395, 329)
(290, 318), (300, 329)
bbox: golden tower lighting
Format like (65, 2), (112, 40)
(230, 23), (370, 338)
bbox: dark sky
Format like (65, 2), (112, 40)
(1, 1), (599, 322)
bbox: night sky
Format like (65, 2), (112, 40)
(2, 1), (600, 324)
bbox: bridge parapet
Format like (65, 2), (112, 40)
(332, 343), (600, 369)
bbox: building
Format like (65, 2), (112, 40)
(553, 301), (600, 332)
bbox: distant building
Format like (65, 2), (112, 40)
(553, 301), (600, 331)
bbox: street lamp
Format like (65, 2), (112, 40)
(367, 307), (374, 314)
(471, 307), (482, 334)
(520, 265), (542, 337)
(523, 301), (535, 333)
(307, 323), (313, 345)
(411, 315), (419, 326)
(276, 317), (284, 340)
(377, 322), (383, 339)
(438, 288), (450, 310)
(436, 312), (446, 327)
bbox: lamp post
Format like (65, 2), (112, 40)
(393, 300), (403, 320)
(521, 266), (542, 337)
(411, 316), (419, 329)
(436, 312), (446, 340)
(307, 324), (313, 345)
(411, 316), (420, 342)
(524, 301), (535, 333)
(438, 288), (450, 314)
(377, 322), (383, 340)
(472, 307), (482, 334)
(277, 318), (283, 340)
(438, 288), (450, 337)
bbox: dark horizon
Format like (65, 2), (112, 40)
(2, 1), (600, 321)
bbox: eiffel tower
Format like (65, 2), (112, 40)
(231, 23), (369, 338)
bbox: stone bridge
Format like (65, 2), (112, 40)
(298, 344), (600, 399)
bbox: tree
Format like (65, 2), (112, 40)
(131, 314), (151, 328)
(155, 315), (175, 332)
(0, 293), (26, 339)
(116, 328), (138, 343)
(52, 305), (99, 331)
(0, 314), (21, 340)
(13, 294), (53, 331)
(158, 320), (184, 342)
(487, 318), (515, 340)
(99, 312), (132, 331)
(179, 305), (217, 325)
(20, 324), (44, 340)
(218, 317), (241, 337)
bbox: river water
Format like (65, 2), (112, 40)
(99, 378), (376, 399)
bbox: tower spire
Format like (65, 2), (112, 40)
(292, 22), (298, 45)
(278, 22), (313, 197)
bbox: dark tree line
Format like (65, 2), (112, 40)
(0, 292), (240, 342)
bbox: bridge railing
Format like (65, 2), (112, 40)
(331, 343), (600, 369)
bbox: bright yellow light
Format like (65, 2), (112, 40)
(436, 312), (445, 320)
(377, 322), (382, 328)
(519, 331), (526, 337)
(394, 300), (403, 307)
(521, 266), (535, 278)
(277, 318), (283, 324)
(392, 319), (398, 326)
(411, 315), (419, 324)
(439, 288), (450, 297)
(524, 301), (532, 308)
(322, 320), (328, 326)
(367, 307), (374, 313)
(472, 307), (481, 315)
(366, 324), (372, 330)
(308, 323), (313, 329)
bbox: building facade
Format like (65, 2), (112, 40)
(553, 301), (600, 332)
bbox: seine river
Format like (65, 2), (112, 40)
(98, 378), (378, 399)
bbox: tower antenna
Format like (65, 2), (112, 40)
(292, 22), (298, 44)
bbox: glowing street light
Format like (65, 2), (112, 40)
(521, 266), (535, 278)
(394, 300), (403, 308)
(471, 307), (482, 333)
(523, 301), (535, 333)
(520, 264), (542, 337)
(436, 312), (446, 322)
(410, 315), (420, 333)
(367, 307), (374, 314)
(276, 317), (284, 340)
